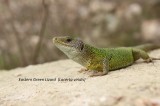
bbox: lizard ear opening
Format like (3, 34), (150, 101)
(77, 39), (84, 51)
(80, 43), (84, 51)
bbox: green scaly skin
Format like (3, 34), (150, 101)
(53, 36), (160, 77)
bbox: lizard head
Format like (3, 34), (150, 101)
(53, 36), (85, 58)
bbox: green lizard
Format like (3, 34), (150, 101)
(53, 36), (160, 77)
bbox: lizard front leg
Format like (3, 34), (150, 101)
(90, 58), (109, 77)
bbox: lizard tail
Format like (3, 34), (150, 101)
(134, 43), (160, 52)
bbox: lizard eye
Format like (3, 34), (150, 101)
(66, 38), (72, 42)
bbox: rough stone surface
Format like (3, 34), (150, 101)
(0, 50), (160, 106)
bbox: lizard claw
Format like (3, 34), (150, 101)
(145, 58), (153, 63)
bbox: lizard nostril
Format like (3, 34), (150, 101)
(53, 37), (57, 42)
(54, 37), (57, 40)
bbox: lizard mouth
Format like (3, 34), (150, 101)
(53, 37), (72, 47)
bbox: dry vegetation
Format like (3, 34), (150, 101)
(0, 0), (160, 70)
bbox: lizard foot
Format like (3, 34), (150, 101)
(145, 57), (160, 63)
(89, 71), (107, 77)
(145, 58), (153, 63)
(78, 68), (88, 73)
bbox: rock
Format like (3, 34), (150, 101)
(0, 50), (160, 106)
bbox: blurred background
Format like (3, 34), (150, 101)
(0, 0), (160, 70)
